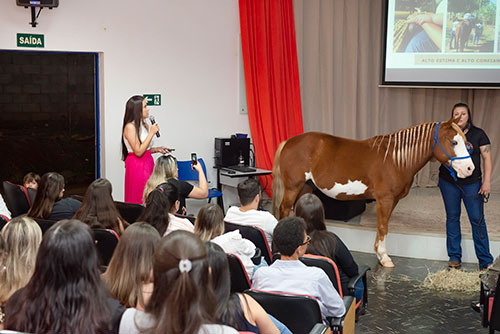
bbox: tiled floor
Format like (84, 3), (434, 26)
(352, 251), (487, 334)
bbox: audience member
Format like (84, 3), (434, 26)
(0, 195), (10, 223)
(295, 193), (362, 300)
(143, 154), (208, 214)
(137, 187), (171, 236)
(27, 172), (81, 221)
(23, 172), (40, 190)
(224, 179), (277, 249)
(118, 230), (238, 334)
(4, 219), (124, 334)
(0, 217), (42, 330)
(196, 203), (257, 277)
(159, 182), (195, 235)
(252, 217), (345, 318)
(206, 242), (282, 334)
(73, 178), (127, 236)
(103, 222), (161, 309)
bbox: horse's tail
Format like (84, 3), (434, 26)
(272, 140), (287, 219)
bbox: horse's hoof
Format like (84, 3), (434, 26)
(380, 259), (395, 268)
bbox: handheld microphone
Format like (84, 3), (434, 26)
(149, 116), (160, 138)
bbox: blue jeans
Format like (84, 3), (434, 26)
(438, 178), (493, 267)
(354, 279), (364, 304)
(405, 30), (440, 53)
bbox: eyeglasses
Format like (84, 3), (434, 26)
(300, 235), (311, 246)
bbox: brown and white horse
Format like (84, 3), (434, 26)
(272, 118), (474, 267)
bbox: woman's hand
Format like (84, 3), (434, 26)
(479, 181), (491, 196)
(149, 122), (160, 136)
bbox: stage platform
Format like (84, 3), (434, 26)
(326, 187), (500, 264)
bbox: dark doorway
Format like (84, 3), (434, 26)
(0, 51), (99, 196)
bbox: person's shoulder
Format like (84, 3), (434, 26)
(199, 324), (238, 334)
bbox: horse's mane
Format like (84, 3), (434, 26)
(370, 122), (438, 169)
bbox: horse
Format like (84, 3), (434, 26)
(272, 118), (474, 267)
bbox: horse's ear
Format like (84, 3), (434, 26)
(444, 116), (460, 126)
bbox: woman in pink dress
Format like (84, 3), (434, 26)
(121, 95), (169, 204)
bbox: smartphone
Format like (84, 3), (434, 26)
(191, 153), (197, 166)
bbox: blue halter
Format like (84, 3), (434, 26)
(432, 122), (471, 182)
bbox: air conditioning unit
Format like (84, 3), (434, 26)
(16, 0), (59, 8)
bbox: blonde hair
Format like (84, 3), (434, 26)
(194, 204), (225, 241)
(0, 216), (42, 302)
(102, 222), (160, 308)
(143, 155), (178, 204)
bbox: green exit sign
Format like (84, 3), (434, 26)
(17, 33), (44, 48)
(143, 94), (161, 106)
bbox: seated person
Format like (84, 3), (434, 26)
(136, 187), (170, 236)
(252, 217), (345, 318)
(295, 193), (362, 300)
(195, 203), (258, 277)
(142, 155), (208, 214)
(73, 178), (127, 236)
(27, 172), (81, 221)
(159, 182), (194, 235)
(224, 179), (277, 249)
(0, 195), (11, 223)
(23, 172), (40, 190)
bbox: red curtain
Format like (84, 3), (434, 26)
(239, 0), (304, 196)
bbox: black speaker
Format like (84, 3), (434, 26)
(16, 0), (59, 7)
(214, 138), (250, 167)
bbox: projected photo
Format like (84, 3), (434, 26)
(446, 0), (497, 53)
(393, 0), (445, 53)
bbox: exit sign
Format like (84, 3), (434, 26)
(143, 94), (161, 106)
(17, 33), (44, 48)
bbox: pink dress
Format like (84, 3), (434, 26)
(124, 123), (154, 204)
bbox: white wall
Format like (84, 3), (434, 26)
(0, 0), (250, 200)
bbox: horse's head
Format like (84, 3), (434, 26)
(433, 118), (474, 179)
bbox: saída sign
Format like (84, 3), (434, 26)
(17, 33), (44, 48)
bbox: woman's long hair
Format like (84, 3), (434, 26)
(145, 230), (216, 334)
(27, 172), (64, 219)
(103, 222), (160, 308)
(143, 155), (178, 204)
(0, 217), (42, 303)
(122, 95), (146, 161)
(73, 178), (126, 235)
(4, 219), (111, 334)
(295, 193), (327, 233)
(194, 204), (225, 241)
(205, 242), (246, 331)
(137, 188), (170, 236)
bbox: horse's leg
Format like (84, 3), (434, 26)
(374, 196), (398, 267)
(280, 181), (306, 218)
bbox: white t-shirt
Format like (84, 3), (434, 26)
(224, 206), (278, 250)
(164, 213), (195, 236)
(212, 230), (256, 277)
(119, 308), (238, 334)
(123, 121), (153, 153)
(0, 194), (11, 219)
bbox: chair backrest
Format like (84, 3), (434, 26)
(114, 201), (144, 224)
(224, 221), (272, 264)
(93, 228), (120, 267)
(227, 253), (251, 293)
(2, 181), (32, 217)
(177, 158), (208, 181)
(245, 289), (323, 334)
(33, 217), (57, 235)
(300, 254), (343, 298)
(489, 272), (500, 330)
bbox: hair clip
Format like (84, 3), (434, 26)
(179, 259), (192, 273)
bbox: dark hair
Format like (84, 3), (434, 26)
(5, 219), (111, 333)
(273, 217), (306, 256)
(451, 102), (473, 129)
(27, 172), (65, 219)
(205, 242), (245, 331)
(159, 182), (179, 213)
(237, 178), (261, 206)
(146, 230), (216, 334)
(194, 204), (225, 241)
(23, 172), (40, 186)
(121, 95), (145, 161)
(73, 178), (126, 235)
(137, 188), (170, 236)
(295, 193), (326, 233)
(306, 230), (338, 260)
(103, 222), (160, 308)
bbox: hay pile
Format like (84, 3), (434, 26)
(422, 268), (483, 292)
